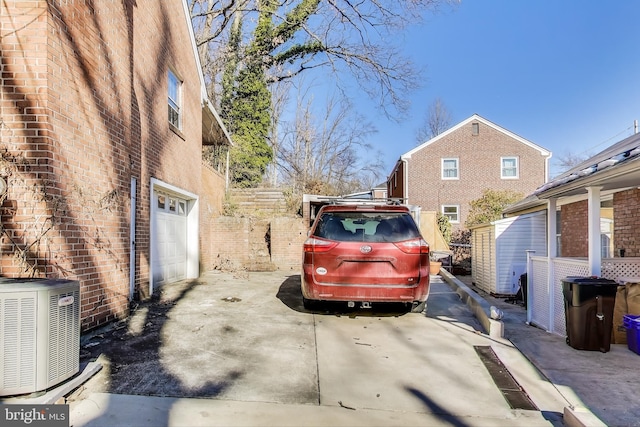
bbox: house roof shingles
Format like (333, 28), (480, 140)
(535, 132), (640, 196)
(504, 131), (640, 215)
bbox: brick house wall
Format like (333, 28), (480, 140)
(390, 115), (549, 230)
(556, 189), (640, 258)
(560, 200), (588, 257)
(1, 0), (217, 330)
(613, 188), (640, 257)
(388, 160), (405, 200)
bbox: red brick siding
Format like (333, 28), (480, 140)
(271, 217), (307, 270)
(1, 0), (207, 330)
(614, 188), (640, 257)
(387, 161), (405, 200)
(407, 120), (547, 229)
(560, 201), (588, 257)
(0, 0), (52, 279)
(209, 217), (251, 270)
(200, 164), (226, 271)
(558, 191), (640, 258)
(208, 216), (307, 271)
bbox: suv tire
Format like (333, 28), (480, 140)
(302, 296), (318, 311)
(411, 300), (427, 313)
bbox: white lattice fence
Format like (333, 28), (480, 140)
(528, 258), (640, 337)
(529, 257), (591, 336)
(551, 258), (590, 336)
(530, 257), (549, 331)
(601, 258), (640, 281)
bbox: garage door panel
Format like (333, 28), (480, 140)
(154, 191), (188, 287)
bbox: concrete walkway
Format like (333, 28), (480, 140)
(441, 270), (640, 427)
(67, 271), (566, 427)
(27, 270), (640, 427)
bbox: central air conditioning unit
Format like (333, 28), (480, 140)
(0, 278), (80, 396)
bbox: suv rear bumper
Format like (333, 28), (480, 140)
(301, 271), (430, 303)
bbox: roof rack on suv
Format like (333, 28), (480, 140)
(323, 197), (407, 206)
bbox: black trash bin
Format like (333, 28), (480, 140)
(562, 276), (618, 352)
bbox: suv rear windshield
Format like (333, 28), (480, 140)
(313, 212), (421, 243)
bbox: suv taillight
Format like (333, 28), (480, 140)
(394, 238), (429, 255)
(303, 237), (339, 253)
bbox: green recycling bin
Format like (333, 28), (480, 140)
(562, 276), (618, 352)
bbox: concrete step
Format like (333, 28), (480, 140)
(229, 188), (289, 215)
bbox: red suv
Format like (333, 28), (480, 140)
(301, 202), (430, 312)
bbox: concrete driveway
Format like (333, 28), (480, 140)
(70, 271), (566, 426)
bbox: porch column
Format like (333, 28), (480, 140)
(547, 198), (557, 257)
(587, 186), (602, 276)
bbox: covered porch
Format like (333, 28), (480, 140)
(504, 131), (640, 336)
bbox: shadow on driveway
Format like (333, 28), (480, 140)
(74, 278), (242, 398)
(276, 274), (412, 318)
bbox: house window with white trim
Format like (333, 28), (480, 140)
(442, 158), (459, 180)
(501, 156), (519, 179)
(442, 205), (460, 223)
(168, 70), (182, 129)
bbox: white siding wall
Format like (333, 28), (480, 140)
(471, 225), (495, 293)
(472, 211), (547, 295)
(494, 211), (548, 294)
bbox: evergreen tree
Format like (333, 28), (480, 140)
(191, 0), (447, 188)
(221, 3), (275, 187)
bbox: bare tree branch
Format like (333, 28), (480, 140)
(275, 79), (382, 194)
(415, 97), (452, 144)
(190, 0), (456, 116)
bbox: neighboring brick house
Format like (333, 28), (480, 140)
(371, 182), (388, 199)
(387, 114), (551, 230)
(0, 0), (231, 330)
(502, 131), (640, 336)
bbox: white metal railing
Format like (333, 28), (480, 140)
(526, 256), (640, 336)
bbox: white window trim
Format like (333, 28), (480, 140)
(168, 69), (182, 130)
(441, 158), (459, 180)
(501, 156), (519, 179)
(441, 205), (460, 224)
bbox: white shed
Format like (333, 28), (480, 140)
(471, 211), (547, 295)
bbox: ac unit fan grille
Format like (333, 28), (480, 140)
(2, 296), (36, 390)
(48, 289), (80, 383)
(0, 279), (80, 396)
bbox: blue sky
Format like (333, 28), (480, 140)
(353, 0), (640, 178)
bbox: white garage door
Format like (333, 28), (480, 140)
(153, 191), (187, 286)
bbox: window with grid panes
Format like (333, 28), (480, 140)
(442, 158), (459, 179)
